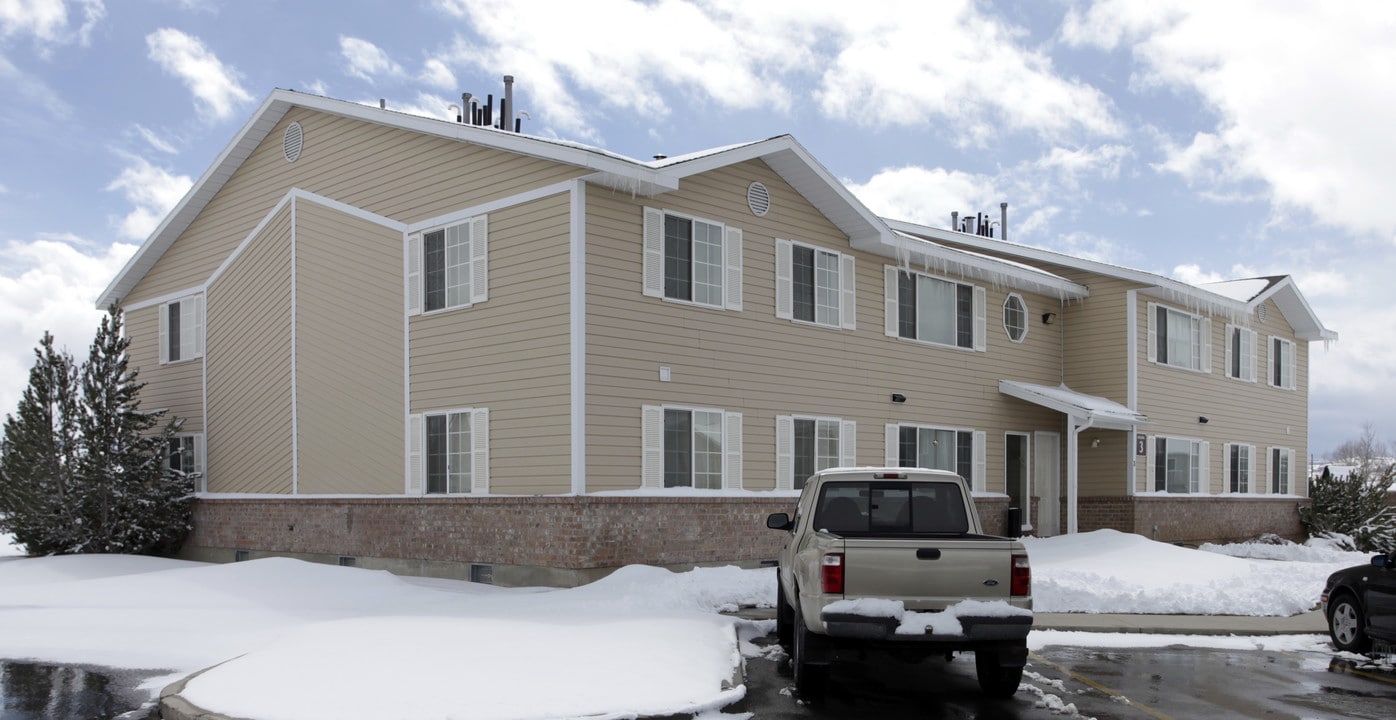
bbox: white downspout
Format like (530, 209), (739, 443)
(1067, 415), (1095, 534)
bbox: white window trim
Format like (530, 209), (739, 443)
(158, 294), (205, 365)
(1146, 434), (1209, 495)
(1146, 302), (1212, 374)
(1269, 446), (1296, 495)
(407, 407), (490, 495)
(168, 432), (206, 493)
(883, 266), (987, 353)
(1223, 442), (1255, 494)
(641, 404), (743, 490)
(407, 215), (489, 317)
(1002, 293), (1028, 344)
(1269, 336), (1297, 390)
(641, 207), (742, 311)
(775, 239), (855, 331)
(1224, 324), (1258, 383)
(883, 422), (985, 492)
(776, 415), (856, 491)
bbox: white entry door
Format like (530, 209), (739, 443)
(1035, 431), (1062, 536)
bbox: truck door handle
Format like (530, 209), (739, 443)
(916, 548), (942, 560)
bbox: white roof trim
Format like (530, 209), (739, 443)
(999, 380), (1147, 430)
(891, 231), (1088, 299)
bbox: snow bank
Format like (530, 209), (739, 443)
(1, 531), (24, 557)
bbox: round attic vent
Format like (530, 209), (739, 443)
(1257, 304), (1267, 322)
(747, 182), (770, 217)
(283, 122), (304, 163)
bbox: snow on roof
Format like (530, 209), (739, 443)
(1199, 276), (1285, 303)
(891, 231), (1088, 299)
(998, 381), (1147, 430)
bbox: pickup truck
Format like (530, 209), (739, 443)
(766, 467), (1033, 699)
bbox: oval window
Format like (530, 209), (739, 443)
(1003, 294), (1027, 343)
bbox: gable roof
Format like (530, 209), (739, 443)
(886, 219), (1337, 342)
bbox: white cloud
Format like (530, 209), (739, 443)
(1065, 1), (1396, 240)
(340, 36), (402, 83)
(0, 235), (136, 422)
(1171, 263), (1258, 286)
(419, 58), (455, 90)
(104, 156), (192, 241)
(846, 166), (1000, 227)
(134, 124), (178, 154)
(0, 0), (104, 51)
(146, 28), (253, 120)
(0, 50), (71, 117)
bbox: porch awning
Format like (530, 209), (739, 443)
(998, 380), (1147, 430)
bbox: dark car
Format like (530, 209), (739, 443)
(1322, 551), (1396, 653)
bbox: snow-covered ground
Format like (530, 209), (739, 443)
(0, 528), (1370, 719)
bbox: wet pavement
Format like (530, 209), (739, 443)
(0, 660), (163, 720)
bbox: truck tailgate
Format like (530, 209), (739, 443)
(840, 538), (1013, 608)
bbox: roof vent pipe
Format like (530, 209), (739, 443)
(951, 211), (959, 231)
(503, 75), (515, 132)
(1000, 202), (1008, 242)
(379, 98), (386, 109)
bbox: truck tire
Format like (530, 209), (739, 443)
(792, 604), (827, 700)
(975, 647), (1024, 698)
(776, 576), (793, 650)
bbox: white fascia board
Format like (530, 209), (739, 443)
(1249, 276), (1338, 342)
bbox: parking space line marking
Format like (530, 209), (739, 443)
(1328, 662), (1396, 686)
(1029, 653), (1176, 720)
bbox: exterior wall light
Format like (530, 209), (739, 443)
(891, 393), (907, 403)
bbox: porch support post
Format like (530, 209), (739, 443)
(1066, 414), (1094, 534)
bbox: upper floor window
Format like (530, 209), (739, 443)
(159, 295), (204, 364)
(887, 423), (985, 492)
(775, 240), (855, 330)
(1148, 303), (1211, 373)
(1270, 447), (1295, 494)
(642, 208), (742, 311)
(1225, 442), (1253, 493)
(1270, 337), (1297, 389)
(641, 405), (742, 489)
(1226, 325), (1257, 382)
(1150, 435), (1207, 493)
(408, 408), (489, 494)
(1003, 294), (1028, 343)
(776, 415), (854, 490)
(883, 267), (986, 351)
(407, 216), (489, 315)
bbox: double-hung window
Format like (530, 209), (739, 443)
(1149, 436), (1207, 493)
(406, 216), (489, 315)
(1270, 447), (1295, 494)
(776, 415), (855, 490)
(883, 267), (986, 351)
(167, 433), (206, 490)
(775, 240), (855, 329)
(1148, 303), (1210, 372)
(641, 405), (742, 489)
(885, 423), (985, 491)
(642, 208), (742, 310)
(159, 295), (204, 364)
(408, 408), (489, 494)
(1225, 324), (1257, 382)
(1270, 337), (1297, 389)
(1225, 443), (1253, 493)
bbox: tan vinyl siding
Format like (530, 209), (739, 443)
(294, 200), (405, 494)
(205, 205), (294, 493)
(127, 305), (204, 433)
(409, 192), (572, 494)
(123, 107), (588, 306)
(584, 159), (1066, 493)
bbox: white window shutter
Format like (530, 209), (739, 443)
(158, 302), (170, 364)
(1225, 326), (1234, 378)
(471, 408), (490, 493)
(724, 226), (742, 311)
(1244, 330), (1257, 382)
(192, 295), (205, 358)
(1200, 318), (1212, 373)
(408, 413), (424, 495)
(1195, 440), (1208, 494)
(840, 254), (856, 330)
(179, 299), (199, 360)
(1286, 343), (1296, 390)
(775, 415), (794, 490)
(641, 405), (663, 488)
(193, 434), (207, 492)
(1267, 336), (1278, 386)
(642, 208), (664, 298)
(406, 234), (423, 316)
(1145, 436), (1155, 492)
(724, 411), (743, 490)
(884, 424), (899, 467)
(972, 286), (987, 352)
(840, 420), (857, 467)
(774, 239), (793, 320)
(1146, 303), (1158, 363)
(973, 430), (987, 492)
(470, 216), (489, 305)
(883, 266), (899, 337)
(1223, 443), (1233, 491)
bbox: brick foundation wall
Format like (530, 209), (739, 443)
(1077, 495), (1308, 544)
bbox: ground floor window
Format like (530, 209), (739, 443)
(1270, 447), (1295, 494)
(1226, 443), (1253, 493)
(167, 433), (205, 491)
(776, 415), (853, 490)
(410, 409), (489, 495)
(887, 424), (983, 490)
(642, 405), (742, 490)
(1152, 436), (1204, 493)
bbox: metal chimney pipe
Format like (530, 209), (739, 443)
(951, 211), (959, 231)
(462, 93), (472, 124)
(503, 75), (515, 132)
(1000, 202), (1008, 242)
(379, 98), (386, 109)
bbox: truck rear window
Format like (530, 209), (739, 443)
(813, 481), (969, 536)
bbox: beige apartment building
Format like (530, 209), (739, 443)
(99, 90), (1335, 585)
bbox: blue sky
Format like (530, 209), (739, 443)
(1, 0), (1392, 459)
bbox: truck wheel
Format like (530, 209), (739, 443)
(776, 576), (793, 650)
(975, 648), (1024, 698)
(792, 605), (827, 700)
(1328, 593), (1371, 653)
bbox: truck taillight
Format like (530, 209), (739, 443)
(821, 553), (845, 594)
(1010, 553), (1031, 597)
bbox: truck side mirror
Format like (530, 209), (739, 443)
(767, 513), (793, 532)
